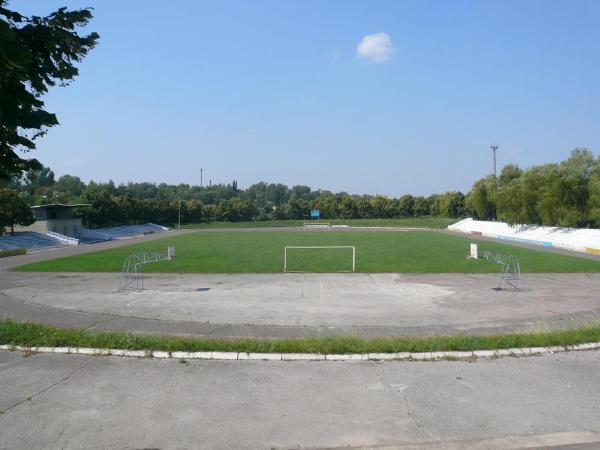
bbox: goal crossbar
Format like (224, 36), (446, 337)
(303, 223), (331, 229)
(284, 245), (356, 272)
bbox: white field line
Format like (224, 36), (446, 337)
(1, 342), (599, 362)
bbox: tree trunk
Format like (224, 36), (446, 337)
(11, 224), (14, 236)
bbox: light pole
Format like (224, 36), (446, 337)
(491, 145), (499, 220)
(265, 183), (268, 206)
(491, 145), (498, 181)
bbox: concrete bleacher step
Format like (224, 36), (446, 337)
(449, 218), (600, 254)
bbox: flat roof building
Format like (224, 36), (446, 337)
(27, 203), (90, 238)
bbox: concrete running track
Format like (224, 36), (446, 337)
(1, 228), (599, 338)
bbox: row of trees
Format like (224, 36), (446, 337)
(1, 165), (468, 229)
(2, 149), (599, 232)
(467, 149), (600, 227)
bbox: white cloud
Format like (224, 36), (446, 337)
(356, 32), (395, 63)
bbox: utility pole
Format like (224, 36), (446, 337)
(178, 199), (181, 230)
(200, 168), (203, 187)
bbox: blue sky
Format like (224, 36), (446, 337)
(17, 0), (600, 196)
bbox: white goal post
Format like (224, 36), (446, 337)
(283, 246), (356, 273)
(303, 223), (331, 229)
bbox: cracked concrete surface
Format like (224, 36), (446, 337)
(1, 351), (600, 449)
(0, 358), (94, 414)
(1, 271), (600, 337)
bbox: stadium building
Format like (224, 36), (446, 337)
(26, 203), (89, 238)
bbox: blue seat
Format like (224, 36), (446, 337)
(0, 232), (64, 251)
(92, 223), (167, 239)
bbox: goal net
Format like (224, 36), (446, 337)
(283, 246), (356, 273)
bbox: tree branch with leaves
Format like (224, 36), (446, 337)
(0, 1), (99, 181)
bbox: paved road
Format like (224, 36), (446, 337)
(0, 350), (599, 449)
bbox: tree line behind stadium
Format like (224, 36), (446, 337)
(2, 149), (599, 230)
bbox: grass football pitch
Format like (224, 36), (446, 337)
(13, 230), (600, 273)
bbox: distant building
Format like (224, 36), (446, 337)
(26, 204), (90, 238)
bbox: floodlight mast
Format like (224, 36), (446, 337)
(491, 145), (499, 220)
(491, 145), (499, 182)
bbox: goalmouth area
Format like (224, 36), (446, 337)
(284, 246), (356, 272)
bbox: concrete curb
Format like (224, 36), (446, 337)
(1, 342), (599, 361)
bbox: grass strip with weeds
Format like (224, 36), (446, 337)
(1, 320), (600, 355)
